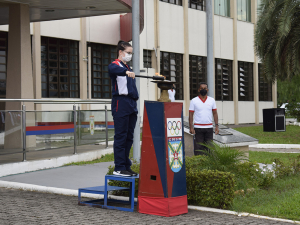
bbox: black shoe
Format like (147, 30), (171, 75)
(113, 170), (132, 177)
(127, 168), (138, 176)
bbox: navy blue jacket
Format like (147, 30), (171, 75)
(108, 59), (139, 100)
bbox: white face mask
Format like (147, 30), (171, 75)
(122, 52), (132, 62)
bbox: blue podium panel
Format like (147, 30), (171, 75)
(78, 175), (139, 212)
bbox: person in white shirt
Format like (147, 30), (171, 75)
(189, 82), (219, 155)
(168, 84), (176, 102)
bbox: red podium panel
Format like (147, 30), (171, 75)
(138, 101), (188, 217)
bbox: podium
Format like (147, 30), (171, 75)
(138, 101), (188, 217)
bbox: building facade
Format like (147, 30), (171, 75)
(0, 0), (275, 125)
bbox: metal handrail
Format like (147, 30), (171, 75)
(0, 99), (111, 104)
(0, 99), (112, 163)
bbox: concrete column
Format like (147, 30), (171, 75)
(273, 81), (277, 108)
(231, 0), (239, 125)
(79, 18), (88, 110)
(32, 23), (41, 100)
(154, 0), (160, 101)
(132, 0), (141, 162)
(206, 0), (215, 98)
(5, 3), (34, 149)
(183, 0), (190, 116)
(252, 1), (259, 124)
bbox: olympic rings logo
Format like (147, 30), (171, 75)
(168, 121), (181, 135)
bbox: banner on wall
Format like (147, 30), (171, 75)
(89, 115), (94, 135)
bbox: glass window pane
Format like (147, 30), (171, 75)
(49, 62), (58, 68)
(49, 69), (57, 75)
(0, 73), (6, 80)
(0, 56), (5, 64)
(60, 62), (68, 68)
(70, 63), (78, 69)
(60, 70), (68, 75)
(60, 55), (68, 61)
(49, 76), (58, 82)
(0, 65), (6, 72)
(49, 91), (58, 97)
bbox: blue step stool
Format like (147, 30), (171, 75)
(78, 174), (139, 212)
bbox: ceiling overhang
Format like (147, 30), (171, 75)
(0, 0), (131, 25)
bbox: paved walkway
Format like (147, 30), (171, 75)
(0, 187), (292, 225)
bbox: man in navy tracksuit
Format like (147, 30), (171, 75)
(108, 41), (138, 177)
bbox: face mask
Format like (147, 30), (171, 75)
(199, 89), (207, 96)
(122, 52), (132, 62)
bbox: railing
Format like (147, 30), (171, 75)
(0, 99), (112, 163)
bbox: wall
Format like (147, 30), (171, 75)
(188, 9), (206, 56)
(40, 18), (80, 40)
(237, 21), (254, 62)
(214, 16), (234, 60)
(159, 2), (184, 53)
(216, 101), (235, 124)
(238, 101), (255, 123)
(86, 15), (120, 45)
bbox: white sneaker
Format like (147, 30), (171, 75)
(113, 170), (132, 177)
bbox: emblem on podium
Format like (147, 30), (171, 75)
(167, 118), (183, 172)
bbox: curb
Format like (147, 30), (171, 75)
(249, 144), (300, 149)
(0, 180), (299, 224)
(0, 148), (114, 177)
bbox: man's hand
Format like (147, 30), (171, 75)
(126, 71), (135, 79)
(190, 128), (195, 134)
(215, 126), (219, 135)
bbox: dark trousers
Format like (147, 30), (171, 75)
(194, 128), (213, 156)
(112, 96), (138, 171)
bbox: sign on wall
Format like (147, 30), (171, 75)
(89, 115), (94, 135)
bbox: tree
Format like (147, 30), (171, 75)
(254, 0), (300, 82)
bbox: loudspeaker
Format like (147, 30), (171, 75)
(263, 108), (285, 132)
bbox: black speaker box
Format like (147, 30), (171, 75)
(263, 108), (285, 132)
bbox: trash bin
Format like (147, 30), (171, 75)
(263, 108), (285, 132)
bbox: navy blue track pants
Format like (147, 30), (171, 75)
(111, 96), (138, 171)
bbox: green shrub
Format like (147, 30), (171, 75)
(195, 142), (248, 172)
(186, 169), (235, 209)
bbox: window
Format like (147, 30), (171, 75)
(160, 0), (182, 6)
(237, 0), (251, 22)
(188, 0), (205, 11)
(160, 52), (183, 100)
(41, 37), (79, 98)
(238, 61), (253, 101)
(143, 50), (152, 68)
(0, 32), (7, 98)
(189, 55), (207, 99)
(258, 64), (272, 101)
(214, 0), (230, 17)
(215, 59), (233, 101)
(90, 43), (117, 99)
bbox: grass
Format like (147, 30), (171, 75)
(234, 125), (300, 144)
(249, 151), (300, 164)
(231, 174), (300, 221)
(64, 153), (114, 166)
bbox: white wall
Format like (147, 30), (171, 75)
(237, 21), (255, 62)
(86, 15), (120, 45)
(188, 9), (206, 56)
(159, 2), (184, 53)
(259, 101), (274, 123)
(214, 16), (234, 60)
(40, 18), (81, 40)
(216, 101), (235, 124)
(238, 101), (255, 123)
(0, 23), (34, 34)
